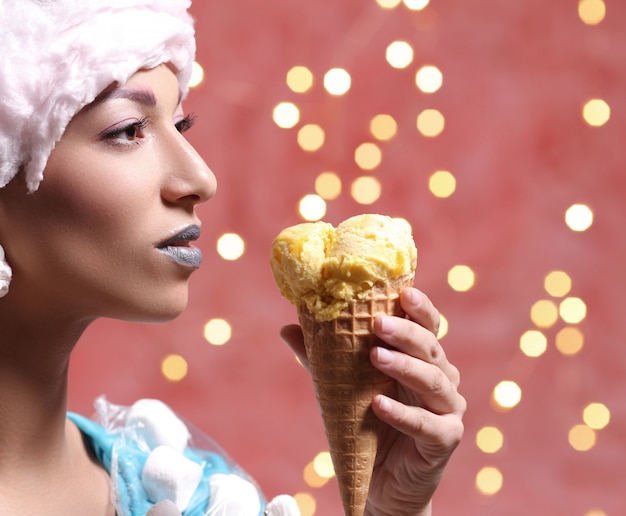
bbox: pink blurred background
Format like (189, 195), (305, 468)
(68, 1), (625, 514)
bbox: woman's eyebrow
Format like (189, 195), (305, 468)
(106, 87), (157, 107)
(87, 85), (157, 110)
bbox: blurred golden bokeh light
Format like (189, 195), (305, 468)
(437, 313), (449, 339)
(315, 172), (342, 200)
(303, 462), (329, 488)
(313, 451), (335, 478)
(161, 354), (188, 382)
(404, 0), (430, 10)
(448, 265), (475, 292)
(370, 114), (398, 141)
(476, 426), (504, 454)
(555, 327), (585, 355)
(583, 403), (610, 430)
(565, 203), (594, 231)
(530, 299), (559, 328)
(203, 318), (232, 346)
(417, 108), (445, 137)
(493, 381), (522, 409)
(544, 270), (572, 297)
(376, 0), (402, 7)
(287, 65), (314, 93)
(569, 424), (596, 451)
(297, 124), (325, 151)
(582, 98), (610, 126)
(323, 68), (351, 95)
(273, 102), (300, 129)
(520, 330), (547, 358)
(386, 40), (414, 69)
(429, 170), (456, 198)
(559, 297), (587, 324)
(293, 492), (316, 516)
(416, 65), (443, 93)
(578, 0), (606, 25)
(217, 233), (245, 261)
(476, 466), (503, 495)
(354, 142), (382, 170)
(299, 194), (327, 221)
(351, 176), (382, 205)
(189, 61), (205, 88)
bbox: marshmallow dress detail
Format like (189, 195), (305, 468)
(67, 397), (297, 516)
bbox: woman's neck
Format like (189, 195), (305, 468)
(0, 305), (89, 471)
(0, 310), (116, 515)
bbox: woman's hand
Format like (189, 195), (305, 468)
(280, 287), (465, 516)
(365, 287), (465, 515)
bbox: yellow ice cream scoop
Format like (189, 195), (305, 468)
(270, 213), (417, 321)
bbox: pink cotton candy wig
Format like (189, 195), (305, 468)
(0, 0), (196, 192)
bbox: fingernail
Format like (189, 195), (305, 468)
(379, 315), (396, 334)
(377, 395), (392, 413)
(375, 346), (394, 365)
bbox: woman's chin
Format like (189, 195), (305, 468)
(117, 294), (189, 324)
(126, 310), (185, 324)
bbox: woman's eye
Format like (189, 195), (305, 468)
(122, 124), (141, 140)
(103, 117), (149, 144)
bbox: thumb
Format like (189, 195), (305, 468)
(280, 324), (309, 370)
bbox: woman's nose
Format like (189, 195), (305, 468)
(161, 132), (217, 208)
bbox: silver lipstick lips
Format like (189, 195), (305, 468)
(157, 224), (203, 268)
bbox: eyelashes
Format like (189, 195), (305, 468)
(101, 116), (150, 146)
(102, 113), (198, 148)
(176, 113), (197, 134)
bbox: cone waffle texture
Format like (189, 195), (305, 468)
(298, 275), (414, 516)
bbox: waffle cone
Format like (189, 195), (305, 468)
(298, 275), (414, 516)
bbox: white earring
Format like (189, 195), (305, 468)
(0, 244), (12, 298)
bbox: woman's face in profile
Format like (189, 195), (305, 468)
(0, 64), (216, 322)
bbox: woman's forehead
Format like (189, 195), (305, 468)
(83, 66), (184, 116)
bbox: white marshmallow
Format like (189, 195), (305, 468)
(126, 399), (190, 453)
(266, 494), (301, 516)
(141, 445), (203, 512)
(207, 473), (262, 516)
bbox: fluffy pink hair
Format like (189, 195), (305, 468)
(0, 0), (196, 192)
